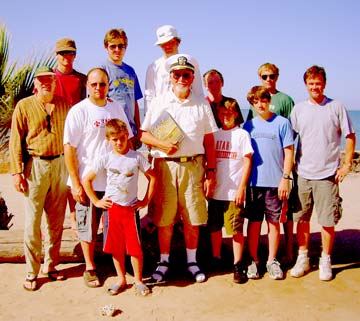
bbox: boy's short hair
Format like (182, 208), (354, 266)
(218, 98), (243, 126)
(257, 63), (279, 76)
(105, 119), (129, 138)
(203, 69), (224, 86)
(303, 65), (326, 84)
(247, 86), (271, 105)
(104, 28), (128, 47)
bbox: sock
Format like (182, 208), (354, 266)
(160, 254), (170, 263)
(321, 252), (330, 259)
(298, 249), (308, 257)
(186, 248), (197, 263)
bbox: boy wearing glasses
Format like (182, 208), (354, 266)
(101, 28), (142, 149)
(243, 86), (294, 280)
(83, 119), (156, 296)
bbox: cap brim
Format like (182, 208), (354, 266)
(154, 36), (179, 46)
(169, 66), (195, 72)
(34, 72), (55, 77)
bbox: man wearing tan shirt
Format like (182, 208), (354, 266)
(9, 66), (70, 291)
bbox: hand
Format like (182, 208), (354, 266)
(71, 184), (86, 204)
(234, 188), (245, 207)
(131, 199), (148, 210)
(13, 173), (28, 193)
(161, 141), (179, 155)
(278, 178), (290, 200)
(335, 164), (351, 183)
(204, 177), (216, 198)
(94, 197), (113, 209)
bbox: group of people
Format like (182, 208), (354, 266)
(8, 24), (355, 295)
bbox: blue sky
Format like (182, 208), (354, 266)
(2, 0), (360, 110)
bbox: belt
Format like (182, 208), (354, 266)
(37, 154), (63, 160)
(163, 155), (199, 163)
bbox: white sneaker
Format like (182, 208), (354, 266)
(319, 256), (333, 281)
(290, 255), (310, 278)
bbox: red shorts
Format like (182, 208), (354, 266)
(103, 203), (142, 258)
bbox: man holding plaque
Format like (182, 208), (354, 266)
(140, 54), (218, 283)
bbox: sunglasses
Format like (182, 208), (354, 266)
(46, 114), (51, 132)
(90, 82), (107, 88)
(108, 44), (127, 50)
(261, 74), (277, 80)
(171, 71), (193, 80)
(58, 51), (76, 56)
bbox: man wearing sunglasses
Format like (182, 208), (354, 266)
(101, 28), (142, 150)
(141, 54), (218, 284)
(54, 38), (87, 236)
(64, 68), (132, 288)
(247, 62), (295, 265)
(144, 25), (203, 114)
(9, 66), (71, 291)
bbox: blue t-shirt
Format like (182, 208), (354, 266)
(101, 60), (143, 135)
(243, 114), (294, 187)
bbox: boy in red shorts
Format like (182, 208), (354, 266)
(83, 119), (156, 296)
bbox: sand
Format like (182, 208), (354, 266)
(0, 172), (360, 321)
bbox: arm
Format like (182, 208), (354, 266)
(140, 130), (179, 155)
(64, 143), (86, 204)
(82, 170), (112, 209)
(132, 168), (157, 210)
(234, 154), (252, 207)
(336, 133), (356, 183)
(203, 132), (216, 197)
(278, 145), (294, 200)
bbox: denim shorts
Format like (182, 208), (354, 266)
(75, 191), (104, 242)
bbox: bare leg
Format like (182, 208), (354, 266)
(210, 230), (222, 258)
(283, 220), (294, 262)
(112, 255), (126, 286)
(233, 233), (245, 264)
(158, 225), (174, 255)
(247, 221), (262, 262)
(296, 221), (310, 251)
(321, 226), (335, 255)
(268, 221), (280, 261)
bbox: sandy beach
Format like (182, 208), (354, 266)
(0, 172), (360, 321)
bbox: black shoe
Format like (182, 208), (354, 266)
(211, 257), (224, 272)
(233, 262), (248, 284)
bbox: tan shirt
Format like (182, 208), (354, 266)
(9, 94), (70, 174)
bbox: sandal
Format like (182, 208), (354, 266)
(187, 262), (206, 283)
(43, 270), (67, 281)
(83, 270), (101, 288)
(133, 283), (151, 296)
(23, 277), (38, 291)
(148, 261), (169, 284)
(107, 283), (127, 296)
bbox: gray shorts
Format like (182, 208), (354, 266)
(292, 175), (342, 227)
(75, 191), (104, 242)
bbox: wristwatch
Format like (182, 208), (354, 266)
(282, 174), (292, 180)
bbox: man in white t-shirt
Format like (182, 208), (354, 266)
(144, 25), (203, 113)
(63, 68), (132, 288)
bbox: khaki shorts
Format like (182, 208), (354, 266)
(148, 155), (207, 227)
(207, 199), (245, 235)
(292, 175), (342, 227)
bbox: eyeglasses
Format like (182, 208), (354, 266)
(108, 44), (127, 50)
(90, 82), (107, 88)
(261, 74), (277, 80)
(171, 71), (193, 80)
(58, 51), (76, 56)
(46, 114), (51, 132)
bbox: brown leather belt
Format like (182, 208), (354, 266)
(163, 155), (199, 163)
(37, 154), (63, 160)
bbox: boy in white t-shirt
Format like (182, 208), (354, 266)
(83, 119), (156, 296)
(208, 99), (253, 284)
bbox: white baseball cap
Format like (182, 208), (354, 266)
(154, 25), (181, 45)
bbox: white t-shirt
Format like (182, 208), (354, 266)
(63, 98), (133, 191)
(213, 127), (253, 201)
(91, 149), (150, 206)
(144, 55), (204, 113)
(141, 91), (218, 158)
